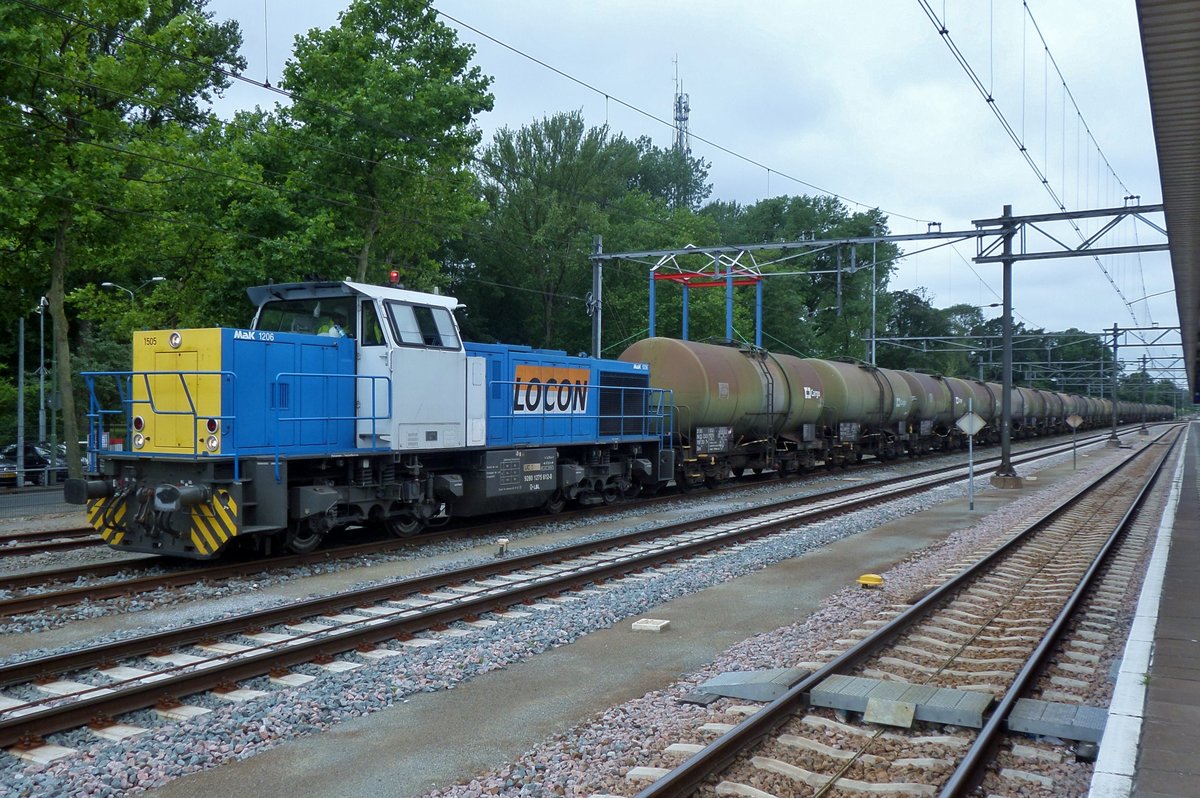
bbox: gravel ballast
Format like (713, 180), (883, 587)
(0, 439), (1158, 797)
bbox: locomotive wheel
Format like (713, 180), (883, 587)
(386, 513), (423, 537)
(284, 521), (325, 554)
(601, 485), (621, 505)
(543, 490), (566, 514)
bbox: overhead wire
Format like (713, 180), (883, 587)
(916, 0), (1142, 327)
(432, 8), (936, 226)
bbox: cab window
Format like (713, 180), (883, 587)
(386, 302), (460, 349)
(360, 301), (386, 346)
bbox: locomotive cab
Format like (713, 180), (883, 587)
(249, 281), (486, 453)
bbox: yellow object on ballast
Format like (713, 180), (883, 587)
(857, 573), (884, 588)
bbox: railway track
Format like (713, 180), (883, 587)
(0, 527), (98, 557)
(0, 427), (1169, 755)
(0, 422), (1147, 566)
(0, 426), (1145, 619)
(624, 426), (1177, 797)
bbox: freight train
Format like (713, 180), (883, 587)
(65, 279), (1172, 559)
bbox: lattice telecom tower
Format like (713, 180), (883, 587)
(673, 59), (690, 154)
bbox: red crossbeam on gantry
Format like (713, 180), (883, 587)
(653, 272), (761, 288)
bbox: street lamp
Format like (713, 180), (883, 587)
(101, 276), (165, 302)
(36, 297), (47, 444)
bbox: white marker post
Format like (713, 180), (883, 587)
(1066, 414), (1084, 469)
(956, 398), (986, 511)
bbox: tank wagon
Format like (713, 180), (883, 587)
(618, 338), (1173, 487)
(67, 281), (672, 558)
(66, 281), (1173, 560)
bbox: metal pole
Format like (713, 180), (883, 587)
(1108, 323), (1120, 445)
(967, 397), (975, 510)
(870, 241), (877, 366)
(1140, 354), (1149, 434)
(50, 321), (58, 463)
(836, 248), (843, 317)
(648, 270), (656, 338)
(16, 318), (25, 486)
(682, 284), (689, 341)
(994, 205), (1017, 481)
(725, 270), (733, 342)
(591, 236), (602, 358)
(755, 279), (762, 349)
(38, 297), (46, 443)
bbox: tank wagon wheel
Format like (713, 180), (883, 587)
(542, 490), (567, 514)
(731, 467), (745, 479)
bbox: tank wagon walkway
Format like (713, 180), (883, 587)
(1094, 420), (1200, 798)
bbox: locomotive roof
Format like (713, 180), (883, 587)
(246, 280), (461, 310)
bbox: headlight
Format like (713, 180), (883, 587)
(168, 331), (182, 349)
(132, 433), (145, 449)
(205, 435), (219, 452)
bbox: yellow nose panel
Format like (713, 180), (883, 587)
(131, 329), (223, 453)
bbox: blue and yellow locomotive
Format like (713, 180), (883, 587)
(66, 281), (674, 558)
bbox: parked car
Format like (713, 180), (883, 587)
(0, 455), (19, 488)
(0, 443), (69, 486)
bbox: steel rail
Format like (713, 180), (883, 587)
(0, 526), (93, 543)
(938, 433), (1178, 796)
(2, 430), (1158, 747)
(631, 427), (1176, 798)
(0, 440), (1035, 686)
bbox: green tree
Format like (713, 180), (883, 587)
(0, 0), (244, 474)
(628, 137), (711, 210)
(269, 0), (493, 286)
(460, 111), (638, 348)
(698, 197), (898, 359)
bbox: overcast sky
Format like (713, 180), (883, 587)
(204, 0), (1177, 382)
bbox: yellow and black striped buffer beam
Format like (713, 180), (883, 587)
(88, 497), (127, 546)
(188, 491), (238, 556)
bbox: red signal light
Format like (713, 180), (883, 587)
(388, 270), (400, 285)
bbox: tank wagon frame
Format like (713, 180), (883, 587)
(618, 338), (1173, 487)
